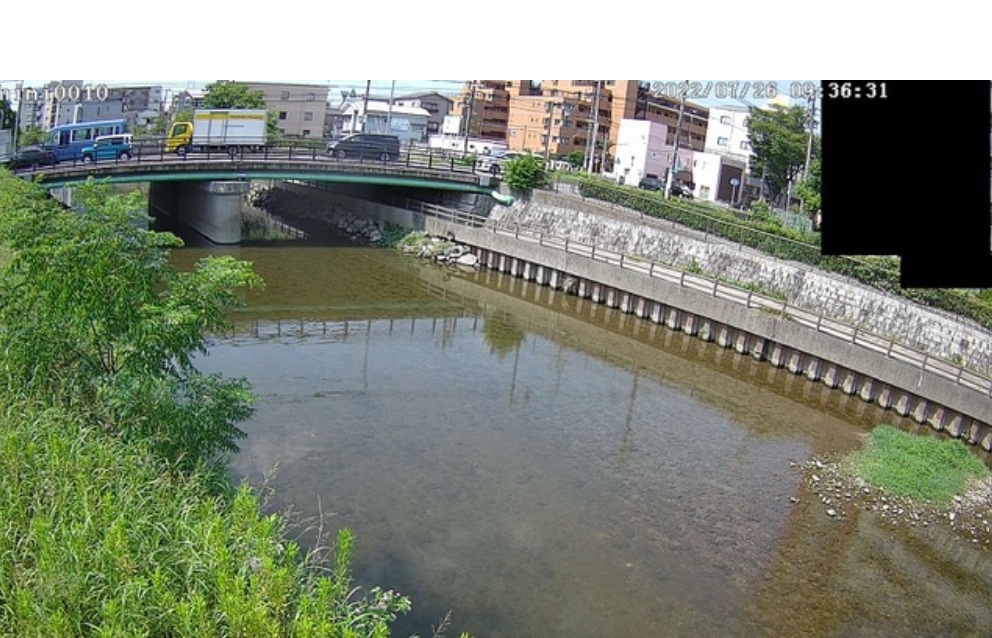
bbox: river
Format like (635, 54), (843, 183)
(173, 234), (992, 638)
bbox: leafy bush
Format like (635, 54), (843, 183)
(504, 154), (548, 192)
(843, 425), (989, 504)
(0, 175), (262, 471)
(0, 401), (410, 636)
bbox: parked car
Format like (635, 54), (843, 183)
(2, 146), (58, 170)
(638, 177), (694, 198)
(326, 134), (401, 161)
(638, 177), (665, 191)
(81, 134), (134, 162)
(671, 182), (694, 199)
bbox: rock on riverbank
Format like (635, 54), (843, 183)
(396, 231), (480, 268)
(794, 456), (992, 549)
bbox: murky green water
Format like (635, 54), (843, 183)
(176, 239), (992, 638)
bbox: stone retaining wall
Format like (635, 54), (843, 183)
(492, 190), (992, 375)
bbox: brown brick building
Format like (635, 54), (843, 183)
(453, 80), (709, 168)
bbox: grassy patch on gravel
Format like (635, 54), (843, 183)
(844, 425), (989, 505)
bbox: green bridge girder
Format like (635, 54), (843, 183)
(35, 166), (514, 205)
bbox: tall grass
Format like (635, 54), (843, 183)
(843, 425), (990, 505)
(0, 400), (409, 637)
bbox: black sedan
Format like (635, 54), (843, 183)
(2, 147), (59, 171)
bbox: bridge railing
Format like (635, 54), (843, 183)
(406, 201), (992, 399)
(14, 139), (506, 180)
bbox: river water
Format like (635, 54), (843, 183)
(174, 235), (992, 638)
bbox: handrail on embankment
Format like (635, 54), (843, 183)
(402, 199), (992, 401)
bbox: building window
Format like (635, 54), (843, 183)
(303, 129), (311, 136)
(740, 141), (751, 151)
(304, 112), (314, 121)
(279, 111), (287, 120)
(720, 115), (731, 124)
(717, 136), (729, 147)
(306, 93), (315, 101)
(510, 130), (517, 137)
(281, 91), (290, 100)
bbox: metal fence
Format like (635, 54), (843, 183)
(8, 139), (508, 179)
(408, 200), (992, 399)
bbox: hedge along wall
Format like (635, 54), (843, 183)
(572, 177), (992, 332)
(489, 184), (992, 373)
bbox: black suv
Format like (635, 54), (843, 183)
(326, 134), (401, 161)
(2, 146), (58, 170)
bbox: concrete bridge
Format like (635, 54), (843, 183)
(16, 142), (509, 243)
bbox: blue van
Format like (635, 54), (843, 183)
(81, 134), (134, 162)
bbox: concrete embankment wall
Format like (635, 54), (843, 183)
(493, 191), (992, 375)
(266, 184), (992, 449)
(424, 216), (992, 450)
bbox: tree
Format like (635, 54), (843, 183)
(746, 104), (810, 203)
(202, 82), (281, 140)
(0, 175), (263, 471)
(17, 126), (46, 147)
(202, 81), (267, 109)
(0, 98), (14, 131)
(795, 155), (822, 222)
(504, 154), (547, 192)
(565, 150), (585, 168)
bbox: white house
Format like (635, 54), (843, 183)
(341, 101), (431, 146)
(690, 152), (747, 205)
(610, 119), (693, 187)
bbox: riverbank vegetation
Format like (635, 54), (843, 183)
(799, 425), (992, 547)
(0, 171), (412, 635)
(552, 173), (992, 331)
(843, 425), (989, 505)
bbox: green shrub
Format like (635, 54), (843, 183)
(0, 175), (263, 471)
(843, 425), (989, 504)
(504, 155), (548, 192)
(0, 401), (410, 636)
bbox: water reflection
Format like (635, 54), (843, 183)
(182, 244), (992, 638)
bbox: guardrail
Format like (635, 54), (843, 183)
(409, 201), (992, 399)
(8, 140), (507, 179)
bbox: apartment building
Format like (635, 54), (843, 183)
(76, 85), (163, 128)
(454, 80), (708, 170)
(452, 81), (512, 140)
(240, 82), (329, 139)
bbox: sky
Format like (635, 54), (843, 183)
(1, 79), (815, 112)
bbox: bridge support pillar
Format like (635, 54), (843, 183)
(150, 180), (247, 244)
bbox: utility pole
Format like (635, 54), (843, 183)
(361, 80), (371, 133)
(386, 80), (395, 134)
(586, 81), (601, 173)
(799, 94), (816, 218)
(599, 129), (610, 174)
(665, 82), (687, 200)
(462, 83), (476, 155)
(12, 81), (21, 151)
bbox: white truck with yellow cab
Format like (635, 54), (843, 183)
(165, 109), (267, 156)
